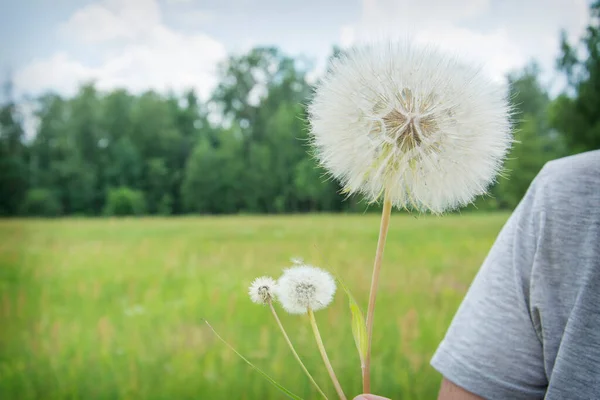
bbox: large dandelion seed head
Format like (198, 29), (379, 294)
(276, 265), (337, 314)
(308, 42), (512, 214)
(248, 276), (277, 305)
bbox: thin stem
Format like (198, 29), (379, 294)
(307, 308), (347, 400)
(363, 192), (393, 393)
(269, 300), (329, 400)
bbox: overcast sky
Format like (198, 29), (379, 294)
(0, 0), (591, 100)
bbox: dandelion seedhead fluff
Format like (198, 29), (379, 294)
(308, 42), (512, 214)
(249, 276), (277, 305)
(276, 265), (336, 314)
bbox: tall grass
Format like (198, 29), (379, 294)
(0, 214), (508, 399)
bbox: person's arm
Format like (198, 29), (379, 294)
(352, 379), (483, 400)
(437, 378), (483, 400)
(430, 168), (550, 399)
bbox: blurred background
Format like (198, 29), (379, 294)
(0, 0), (598, 399)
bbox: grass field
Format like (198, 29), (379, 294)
(0, 213), (509, 399)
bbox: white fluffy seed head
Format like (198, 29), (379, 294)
(275, 265), (337, 314)
(248, 276), (277, 305)
(308, 41), (513, 214)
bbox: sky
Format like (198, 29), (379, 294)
(0, 0), (592, 101)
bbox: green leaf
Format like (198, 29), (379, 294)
(337, 278), (368, 367)
(203, 320), (304, 400)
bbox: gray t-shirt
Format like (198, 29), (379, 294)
(431, 150), (600, 399)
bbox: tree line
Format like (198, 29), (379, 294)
(0, 2), (598, 216)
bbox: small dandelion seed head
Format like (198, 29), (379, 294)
(275, 265), (336, 314)
(248, 276), (277, 305)
(308, 41), (513, 214)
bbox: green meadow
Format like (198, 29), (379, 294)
(0, 213), (509, 399)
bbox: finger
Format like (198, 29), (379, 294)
(354, 395), (391, 400)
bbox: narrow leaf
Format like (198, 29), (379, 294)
(204, 320), (305, 400)
(337, 279), (368, 367)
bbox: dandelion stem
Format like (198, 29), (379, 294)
(307, 307), (347, 400)
(363, 192), (393, 393)
(269, 300), (329, 400)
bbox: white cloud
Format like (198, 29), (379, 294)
(15, 0), (226, 98)
(15, 53), (96, 95)
(495, 0), (589, 70)
(13, 0), (591, 99)
(414, 25), (525, 81)
(339, 25), (356, 48)
(341, 0), (589, 81)
(362, 0), (491, 24)
(173, 9), (216, 27)
(59, 0), (162, 43)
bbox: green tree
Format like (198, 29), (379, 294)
(29, 94), (66, 190)
(487, 63), (564, 209)
(168, 90), (210, 214)
(131, 91), (182, 214)
(21, 188), (62, 216)
(31, 92), (96, 215)
(145, 158), (171, 215)
(101, 90), (141, 191)
(551, 0), (600, 153)
(67, 84), (103, 213)
(181, 133), (245, 214)
(104, 136), (143, 189)
(17, 44), (577, 216)
(210, 47), (327, 213)
(103, 187), (146, 216)
(294, 158), (342, 211)
(0, 86), (28, 215)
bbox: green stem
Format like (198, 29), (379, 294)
(269, 300), (329, 399)
(364, 192), (393, 393)
(307, 308), (347, 400)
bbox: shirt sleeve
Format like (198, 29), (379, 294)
(431, 175), (549, 399)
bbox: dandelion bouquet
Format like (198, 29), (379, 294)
(206, 41), (511, 398)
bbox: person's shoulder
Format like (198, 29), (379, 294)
(534, 150), (600, 210)
(539, 150), (600, 184)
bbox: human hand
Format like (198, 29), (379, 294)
(353, 395), (391, 400)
